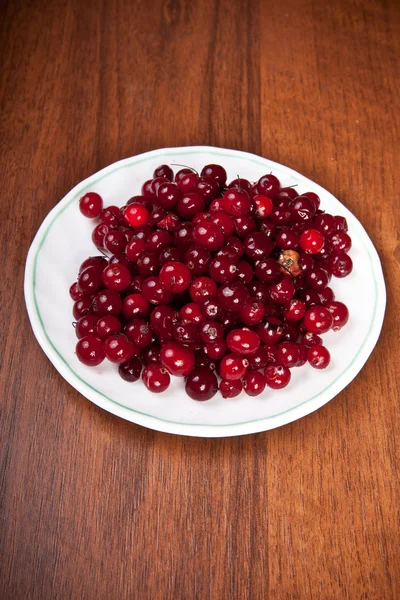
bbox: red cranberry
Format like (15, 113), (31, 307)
(158, 261), (191, 294)
(299, 229), (325, 254)
(201, 164), (227, 186)
(222, 189), (251, 216)
(318, 287), (335, 305)
(79, 192), (103, 218)
(104, 334), (135, 364)
(192, 222), (224, 251)
(159, 246), (181, 266)
(136, 252), (160, 277)
(190, 277), (218, 303)
(275, 228), (299, 250)
(327, 231), (352, 253)
(234, 215), (257, 239)
(305, 268), (329, 291)
(92, 289), (122, 316)
(264, 364), (291, 389)
(325, 301), (349, 330)
(153, 164), (173, 180)
(150, 305), (177, 334)
(142, 363), (170, 392)
(283, 299), (306, 321)
(218, 282), (250, 312)
(247, 346), (270, 369)
(200, 320), (224, 345)
(177, 192), (205, 219)
(78, 265), (104, 296)
(243, 370), (266, 396)
(291, 196), (316, 222)
(302, 191), (320, 209)
(211, 211), (235, 237)
(326, 252), (353, 278)
(124, 318), (153, 348)
(201, 298), (223, 321)
(308, 345), (331, 369)
(96, 315), (122, 340)
(313, 213), (336, 236)
(185, 368), (218, 401)
(122, 294), (151, 320)
(235, 260), (254, 285)
(334, 215), (348, 232)
(226, 328), (260, 355)
(118, 357), (142, 382)
(142, 276), (174, 305)
(123, 203), (149, 228)
(173, 320), (200, 345)
(184, 246), (212, 275)
(76, 335), (105, 366)
(205, 340), (227, 360)
(257, 174), (280, 198)
(252, 194), (273, 219)
(174, 223), (194, 250)
(275, 342), (300, 368)
(102, 264), (131, 291)
(303, 306), (333, 334)
(220, 379), (242, 398)
(75, 315), (98, 339)
(299, 332), (322, 347)
(177, 172), (198, 193)
(269, 278), (295, 303)
(141, 343), (161, 365)
(180, 302), (204, 325)
(209, 256), (238, 283)
(256, 321), (283, 345)
(195, 176), (220, 201)
(160, 342), (195, 377)
(99, 206), (120, 227)
(238, 298), (265, 326)
(220, 353), (249, 381)
(255, 258), (281, 284)
(244, 232), (274, 261)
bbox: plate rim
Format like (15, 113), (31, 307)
(24, 145), (386, 437)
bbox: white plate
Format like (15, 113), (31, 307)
(24, 146), (386, 437)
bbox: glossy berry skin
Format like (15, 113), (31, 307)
(200, 164), (227, 186)
(185, 368), (218, 401)
(200, 320), (224, 345)
(136, 252), (160, 277)
(160, 342), (195, 377)
(305, 268), (329, 291)
(325, 301), (349, 330)
(218, 282), (250, 312)
(159, 261), (191, 294)
(303, 306), (333, 334)
(313, 213), (336, 237)
(122, 294), (151, 320)
(300, 332), (323, 347)
(104, 230), (127, 254)
(150, 305), (177, 334)
(153, 164), (173, 180)
(176, 192), (205, 219)
(303, 191), (320, 210)
(334, 215), (348, 232)
(124, 318), (152, 348)
(177, 172), (198, 193)
(79, 192), (103, 218)
(205, 340), (227, 360)
(255, 258), (281, 284)
(180, 302), (204, 325)
(269, 278), (295, 304)
(283, 299), (307, 322)
(201, 298), (223, 321)
(142, 276), (174, 305)
(190, 277), (218, 303)
(228, 178), (251, 191)
(173, 320), (200, 345)
(118, 357), (142, 382)
(124, 237), (146, 262)
(328, 232), (352, 253)
(275, 228), (299, 250)
(142, 363), (170, 392)
(234, 215), (257, 239)
(243, 370), (266, 396)
(79, 256), (108, 274)
(222, 189), (252, 216)
(275, 342), (300, 368)
(92, 289), (122, 317)
(264, 364), (291, 389)
(102, 264), (131, 291)
(244, 232), (274, 261)
(220, 353), (249, 381)
(226, 328), (260, 355)
(247, 346), (270, 370)
(124, 203), (150, 228)
(238, 298), (265, 326)
(195, 176), (220, 201)
(104, 334), (135, 364)
(235, 260), (254, 285)
(76, 335), (105, 366)
(220, 379), (243, 398)
(184, 246), (212, 276)
(308, 345), (331, 369)
(291, 196), (316, 223)
(92, 223), (111, 249)
(209, 256), (238, 283)
(257, 174), (280, 198)
(211, 211), (235, 237)
(75, 315), (98, 339)
(96, 315), (122, 340)
(78, 265), (104, 296)
(326, 252), (353, 278)
(192, 222), (225, 251)
(252, 195), (273, 219)
(318, 287), (335, 305)
(99, 206), (120, 227)
(257, 321), (283, 345)
(299, 229), (325, 254)
(141, 343), (161, 365)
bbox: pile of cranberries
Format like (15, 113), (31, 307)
(71, 163), (352, 401)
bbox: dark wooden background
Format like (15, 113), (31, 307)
(1, 0), (399, 598)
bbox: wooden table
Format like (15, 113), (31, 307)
(1, 0), (399, 598)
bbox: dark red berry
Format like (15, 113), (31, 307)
(76, 335), (105, 366)
(79, 192), (103, 218)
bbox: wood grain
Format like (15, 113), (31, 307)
(1, 0), (399, 598)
